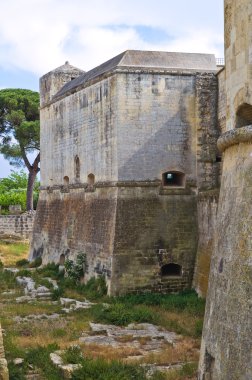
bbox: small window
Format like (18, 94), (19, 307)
(63, 176), (69, 186)
(161, 263), (182, 277)
(236, 103), (252, 128)
(74, 155), (80, 181)
(88, 173), (95, 185)
(162, 171), (185, 187)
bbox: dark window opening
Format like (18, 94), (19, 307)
(88, 173), (95, 186)
(161, 263), (182, 277)
(162, 171), (185, 187)
(59, 254), (65, 265)
(236, 103), (252, 128)
(63, 176), (69, 186)
(216, 155), (222, 163)
(74, 155), (80, 181)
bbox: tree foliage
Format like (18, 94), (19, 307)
(0, 170), (39, 213)
(0, 89), (40, 210)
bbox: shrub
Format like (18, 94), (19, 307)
(65, 252), (87, 282)
(16, 259), (29, 267)
(92, 303), (157, 326)
(29, 257), (42, 268)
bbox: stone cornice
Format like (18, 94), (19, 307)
(217, 125), (252, 152)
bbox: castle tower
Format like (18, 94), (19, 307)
(198, 0), (252, 378)
(40, 61), (84, 107)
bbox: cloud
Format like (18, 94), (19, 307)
(0, 0), (224, 75)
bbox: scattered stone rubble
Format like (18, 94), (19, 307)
(60, 298), (95, 313)
(50, 350), (81, 379)
(80, 322), (179, 356)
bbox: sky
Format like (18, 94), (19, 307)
(0, 0), (224, 177)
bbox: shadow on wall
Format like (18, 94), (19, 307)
(118, 89), (193, 181)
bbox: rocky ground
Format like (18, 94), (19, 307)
(0, 240), (203, 379)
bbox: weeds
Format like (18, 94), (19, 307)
(91, 303), (157, 326)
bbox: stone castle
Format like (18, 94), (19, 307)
(30, 51), (220, 296)
(25, 0), (251, 378)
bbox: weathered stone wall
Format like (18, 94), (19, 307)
(193, 190), (219, 298)
(40, 75), (118, 187)
(224, 0), (252, 130)
(198, 1), (252, 377)
(0, 212), (35, 240)
(0, 324), (9, 380)
(33, 56), (220, 295)
(198, 129), (252, 379)
(217, 68), (226, 134)
(111, 186), (197, 295)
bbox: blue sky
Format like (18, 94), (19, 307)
(0, 0), (224, 177)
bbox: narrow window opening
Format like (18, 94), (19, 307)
(63, 176), (69, 186)
(88, 173), (95, 186)
(74, 155), (80, 181)
(59, 254), (65, 265)
(236, 103), (252, 128)
(216, 155), (222, 163)
(162, 171), (185, 187)
(161, 263), (182, 277)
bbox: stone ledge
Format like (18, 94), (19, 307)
(217, 125), (252, 152)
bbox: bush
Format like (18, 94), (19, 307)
(92, 303), (157, 326)
(16, 259), (29, 267)
(65, 253), (87, 282)
(29, 257), (42, 268)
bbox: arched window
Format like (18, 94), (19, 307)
(74, 155), (80, 181)
(236, 103), (252, 128)
(161, 263), (182, 277)
(63, 176), (69, 186)
(88, 173), (95, 186)
(59, 254), (65, 265)
(162, 171), (185, 187)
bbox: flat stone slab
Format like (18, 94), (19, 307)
(79, 323), (179, 356)
(60, 298), (95, 313)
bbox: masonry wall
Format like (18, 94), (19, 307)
(224, 0), (252, 130)
(30, 188), (117, 294)
(111, 186), (198, 295)
(193, 190), (219, 298)
(198, 132), (252, 379)
(0, 213), (35, 240)
(33, 67), (219, 295)
(0, 324), (8, 380)
(40, 75), (118, 187)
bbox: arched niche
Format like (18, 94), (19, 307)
(161, 263), (182, 277)
(87, 173), (95, 186)
(236, 103), (252, 128)
(63, 176), (69, 186)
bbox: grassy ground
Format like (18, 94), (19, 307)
(0, 241), (204, 379)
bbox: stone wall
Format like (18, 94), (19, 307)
(198, 128), (252, 379)
(0, 324), (8, 380)
(33, 53), (220, 295)
(193, 190), (219, 298)
(0, 212), (35, 240)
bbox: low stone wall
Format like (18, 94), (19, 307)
(0, 324), (9, 380)
(0, 212), (35, 240)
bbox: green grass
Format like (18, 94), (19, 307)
(114, 290), (205, 317)
(91, 303), (157, 326)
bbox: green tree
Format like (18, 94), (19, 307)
(0, 89), (40, 211)
(0, 170), (40, 212)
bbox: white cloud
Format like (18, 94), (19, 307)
(0, 0), (224, 75)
